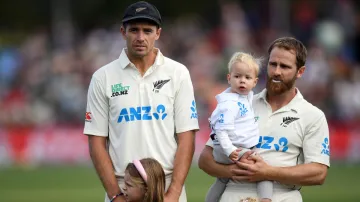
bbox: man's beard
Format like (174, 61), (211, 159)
(266, 73), (297, 95)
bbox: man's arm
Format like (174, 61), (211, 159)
(199, 143), (328, 186)
(88, 135), (125, 202)
(168, 65), (199, 201)
(233, 153), (328, 185)
(198, 145), (234, 178)
(267, 162), (328, 185)
(166, 130), (196, 200)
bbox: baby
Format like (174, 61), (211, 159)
(205, 52), (272, 202)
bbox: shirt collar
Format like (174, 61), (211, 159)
(118, 48), (164, 69)
(216, 88), (253, 103)
(258, 88), (303, 113)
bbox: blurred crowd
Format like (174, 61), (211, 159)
(0, 0), (359, 130)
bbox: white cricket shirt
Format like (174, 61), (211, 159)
(84, 48), (199, 176)
(252, 88), (330, 168)
(207, 88), (330, 187)
(209, 88), (259, 156)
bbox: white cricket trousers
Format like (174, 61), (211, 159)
(104, 174), (187, 202)
(220, 182), (302, 202)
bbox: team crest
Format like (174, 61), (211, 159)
(136, 7), (147, 12)
(280, 116), (299, 127)
(153, 79), (170, 93)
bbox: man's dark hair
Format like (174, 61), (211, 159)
(267, 37), (307, 69)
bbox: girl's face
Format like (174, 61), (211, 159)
(123, 171), (147, 202)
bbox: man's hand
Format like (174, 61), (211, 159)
(231, 153), (271, 182)
(238, 150), (256, 164)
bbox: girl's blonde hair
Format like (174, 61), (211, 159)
(228, 52), (262, 76)
(125, 158), (166, 202)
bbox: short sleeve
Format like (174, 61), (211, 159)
(83, 75), (109, 137)
(303, 113), (330, 167)
(174, 68), (200, 133)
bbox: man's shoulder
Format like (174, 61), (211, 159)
(253, 90), (265, 104)
(253, 93), (261, 100)
(162, 56), (188, 72)
(297, 98), (325, 119)
(92, 59), (120, 79)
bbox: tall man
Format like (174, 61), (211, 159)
(199, 37), (330, 202)
(84, 1), (199, 202)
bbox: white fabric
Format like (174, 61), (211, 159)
(252, 88), (330, 168)
(215, 130), (238, 157)
(84, 48), (199, 176)
(209, 88), (259, 156)
(220, 182), (302, 202)
(206, 88), (330, 200)
(213, 145), (253, 165)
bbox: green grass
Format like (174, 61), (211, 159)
(0, 164), (359, 202)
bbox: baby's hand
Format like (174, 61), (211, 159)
(229, 150), (239, 162)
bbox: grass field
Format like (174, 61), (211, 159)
(0, 164), (359, 202)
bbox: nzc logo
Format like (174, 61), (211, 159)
(118, 105), (167, 123)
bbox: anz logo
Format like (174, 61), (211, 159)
(321, 137), (330, 156)
(256, 136), (289, 152)
(118, 104), (167, 123)
(190, 100), (198, 119)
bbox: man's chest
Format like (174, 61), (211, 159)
(107, 72), (176, 122)
(254, 105), (304, 153)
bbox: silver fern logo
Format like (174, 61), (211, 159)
(280, 117), (299, 127)
(153, 79), (170, 93)
(135, 7), (147, 12)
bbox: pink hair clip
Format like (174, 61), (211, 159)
(133, 160), (147, 183)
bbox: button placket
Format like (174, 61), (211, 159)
(143, 66), (154, 78)
(138, 79), (144, 107)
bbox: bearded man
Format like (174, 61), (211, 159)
(198, 37), (330, 202)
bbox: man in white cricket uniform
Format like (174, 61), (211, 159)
(199, 37), (330, 202)
(84, 2), (199, 202)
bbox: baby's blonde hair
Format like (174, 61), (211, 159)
(228, 52), (262, 76)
